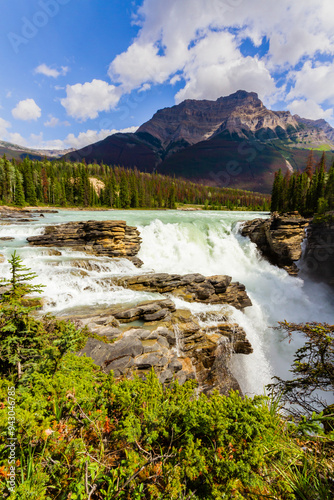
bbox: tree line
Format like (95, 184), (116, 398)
(0, 155), (270, 211)
(271, 151), (334, 214)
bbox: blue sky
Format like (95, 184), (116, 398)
(1, 0), (334, 150)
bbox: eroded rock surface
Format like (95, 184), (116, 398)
(240, 212), (309, 275)
(113, 273), (252, 309)
(75, 299), (252, 396)
(27, 220), (142, 266)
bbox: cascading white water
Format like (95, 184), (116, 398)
(1, 210), (333, 398)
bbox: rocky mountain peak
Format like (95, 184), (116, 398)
(136, 90), (302, 152)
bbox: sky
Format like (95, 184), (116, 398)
(1, 0), (334, 151)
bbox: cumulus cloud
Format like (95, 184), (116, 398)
(44, 115), (71, 127)
(288, 99), (333, 121)
(35, 64), (69, 78)
(8, 133), (28, 146)
(106, 0), (334, 119)
(12, 99), (41, 121)
(23, 126), (138, 151)
(61, 79), (122, 121)
(0, 117), (11, 138)
(287, 61), (334, 104)
(64, 126), (138, 149)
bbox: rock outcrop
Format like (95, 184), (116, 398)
(27, 220), (142, 266)
(240, 213), (309, 275)
(112, 273), (252, 309)
(75, 299), (253, 396)
(302, 214), (334, 287)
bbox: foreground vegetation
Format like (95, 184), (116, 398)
(0, 255), (333, 499)
(271, 151), (334, 215)
(0, 155), (270, 211)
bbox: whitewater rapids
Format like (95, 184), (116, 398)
(0, 209), (333, 397)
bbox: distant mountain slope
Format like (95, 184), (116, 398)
(60, 90), (333, 192)
(0, 140), (73, 161)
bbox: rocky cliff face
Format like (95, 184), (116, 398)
(302, 215), (334, 287)
(240, 213), (309, 276)
(27, 220), (143, 266)
(137, 90), (305, 154)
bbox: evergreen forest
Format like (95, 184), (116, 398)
(271, 151), (334, 215)
(0, 155), (270, 211)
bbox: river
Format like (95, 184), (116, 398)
(1, 209), (333, 398)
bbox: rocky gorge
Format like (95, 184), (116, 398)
(22, 217), (254, 395)
(240, 211), (334, 287)
(1, 209), (333, 398)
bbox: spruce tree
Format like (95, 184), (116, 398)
(14, 169), (25, 207)
(119, 173), (130, 208)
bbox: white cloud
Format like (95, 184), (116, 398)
(12, 99), (41, 121)
(287, 61), (334, 104)
(35, 64), (69, 78)
(15, 126), (138, 151)
(61, 79), (122, 121)
(106, 0), (334, 117)
(44, 115), (71, 127)
(288, 99), (333, 121)
(0, 117), (11, 138)
(64, 126), (138, 149)
(8, 133), (28, 146)
(44, 116), (59, 127)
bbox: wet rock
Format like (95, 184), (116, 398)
(0, 236), (14, 241)
(135, 353), (169, 369)
(113, 273), (251, 309)
(113, 299), (175, 323)
(205, 324), (253, 354)
(105, 356), (135, 377)
(168, 357), (183, 372)
(154, 326), (176, 346)
(27, 220), (142, 264)
(76, 303), (253, 397)
(240, 212), (309, 276)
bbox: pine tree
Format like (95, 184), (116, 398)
(325, 161), (334, 210)
(23, 164), (37, 205)
(119, 173), (130, 208)
(304, 150), (315, 179)
(14, 169), (25, 207)
(168, 184), (176, 209)
(271, 169), (284, 212)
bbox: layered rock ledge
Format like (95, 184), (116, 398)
(27, 220), (142, 266)
(112, 273), (252, 309)
(240, 212), (309, 276)
(0, 205), (56, 222)
(75, 298), (253, 396)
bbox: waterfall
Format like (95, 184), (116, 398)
(173, 324), (183, 357)
(1, 209), (333, 398)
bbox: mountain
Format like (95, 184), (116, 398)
(62, 90), (333, 193)
(0, 140), (73, 161)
